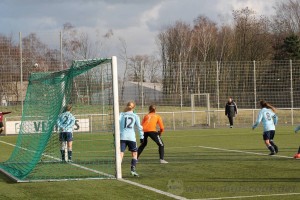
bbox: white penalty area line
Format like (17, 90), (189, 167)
(147, 145), (293, 159)
(196, 145), (293, 159)
(119, 178), (187, 200)
(192, 192), (300, 200)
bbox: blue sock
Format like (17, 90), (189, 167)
(268, 145), (275, 153)
(68, 151), (72, 160)
(60, 150), (65, 160)
(131, 158), (137, 171)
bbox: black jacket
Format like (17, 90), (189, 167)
(225, 101), (238, 117)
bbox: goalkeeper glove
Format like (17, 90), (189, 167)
(140, 139), (144, 144)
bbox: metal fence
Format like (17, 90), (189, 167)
(1, 31), (300, 129)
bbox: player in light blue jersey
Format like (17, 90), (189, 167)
(57, 105), (76, 162)
(119, 101), (144, 177)
(252, 100), (278, 155)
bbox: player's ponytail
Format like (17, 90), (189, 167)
(260, 100), (276, 113)
(124, 101), (135, 112)
(149, 105), (156, 113)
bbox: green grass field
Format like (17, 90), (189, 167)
(1, 126), (300, 200)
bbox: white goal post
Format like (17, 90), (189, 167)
(191, 93), (210, 126)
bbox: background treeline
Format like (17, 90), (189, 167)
(156, 1), (300, 108)
(1, 1), (300, 108)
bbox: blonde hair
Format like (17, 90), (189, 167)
(124, 101), (135, 112)
(65, 104), (72, 112)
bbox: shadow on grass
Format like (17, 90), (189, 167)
(0, 172), (15, 184)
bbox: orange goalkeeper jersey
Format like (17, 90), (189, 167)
(142, 113), (164, 133)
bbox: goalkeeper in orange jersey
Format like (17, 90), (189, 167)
(137, 105), (168, 164)
(0, 111), (12, 134)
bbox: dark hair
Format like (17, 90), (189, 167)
(149, 105), (156, 113)
(260, 100), (276, 112)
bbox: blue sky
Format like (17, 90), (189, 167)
(0, 0), (278, 57)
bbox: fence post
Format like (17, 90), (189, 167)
(179, 61), (183, 127)
(290, 59), (294, 125)
(141, 60), (144, 109)
(60, 31), (63, 70)
(19, 32), (23, 113)
(173, 112), (176, 130)
(216, 61), (220, 125)
(253, 60), (256, 123)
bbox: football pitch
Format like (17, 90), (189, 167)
(0, 126), (300, 200)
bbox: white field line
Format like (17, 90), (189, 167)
(119, 178), (187, 200)
(196, 145), (293, 159)
(146, 145), (293, 159)
(0, 140), (187, 199)
(1, 140), (296, 199)
(0, 140), (114, 179)
(191, 192), (300, 200)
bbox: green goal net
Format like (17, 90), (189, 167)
(0, 57), (120, 182)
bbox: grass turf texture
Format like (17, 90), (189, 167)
(0, 126), (300, 199)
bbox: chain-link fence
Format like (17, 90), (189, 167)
(1, 31), (300, 130)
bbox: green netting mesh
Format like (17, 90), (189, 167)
(0, 58), (116, 181)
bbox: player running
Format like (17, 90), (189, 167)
(252, 100), (278, 155)
(0, 111), (11, 134)
(293, 125), (300, 158)
(119, 101), (144, 177)
(137, 105), (168, 164)
(57, 105), (76, 162)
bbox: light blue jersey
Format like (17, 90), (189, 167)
(57, 111), (76, 132)
(252, 108), (278, 131)
(295, 125), (300, 133)
(119, 111), (144, 142)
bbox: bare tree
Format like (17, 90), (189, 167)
(192, 15), (217, 62)
(118, 37), (129, 103)
(272, 0), (300, 34)
(232, 7), (273, 60)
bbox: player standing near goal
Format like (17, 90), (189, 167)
(252, 100), (278, 155)
(57, 105), (76, 162)
(137, 105), (168, 164)
(0, 111), (12, 134)
(119, 101), (144, 177)
(225, 97), (238, 128)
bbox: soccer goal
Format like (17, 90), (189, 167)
(191, 93), (210, 127)
(0, 56), (122, 182)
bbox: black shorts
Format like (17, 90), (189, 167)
(0, 122), (3, 128)
(59, 132), (73, 142)
(120, 140), (137, 152)
(263, 130), (275, 141)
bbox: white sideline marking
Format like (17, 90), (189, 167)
(192, 192), (300, 200)
(120, 178), (187, 200)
